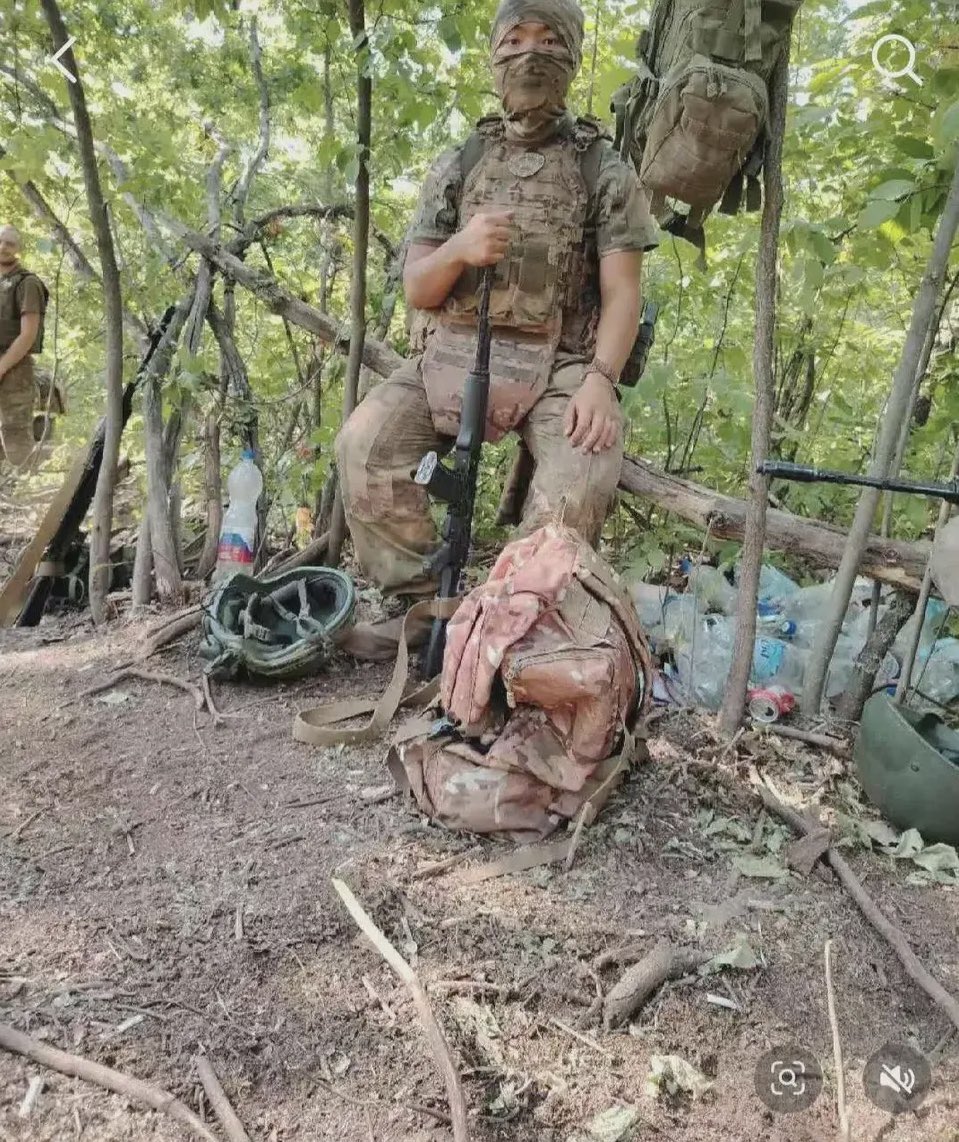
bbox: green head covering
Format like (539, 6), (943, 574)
(489, 0), (585, 74)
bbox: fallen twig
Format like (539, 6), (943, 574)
(18, 1074), (43, 1118)
(603, 940), (711, 1029)
(459, 838), (572, 885)
(331, 878), (470, 1142)
(0, 1023), (217, 1141)
(757, 785), (959, 1035)
(753, 723), (850, 753)
(824, 940), (851, 1141)
(195, 1055), (251, 1142)
(137, 607), (203, 661)
(409, 849), (478, 881)
(4, 809), (43, 842)
(78, 668), (204, 711)
(548, 1016), (611, 1057)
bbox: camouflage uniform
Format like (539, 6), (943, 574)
(0, 267), (46, 467)
(336, 4), (658, 595)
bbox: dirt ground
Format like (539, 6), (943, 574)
(1, 602), (958, 1142)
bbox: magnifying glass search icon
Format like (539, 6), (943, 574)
(872, 33), (923, 86)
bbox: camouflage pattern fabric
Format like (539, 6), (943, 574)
(0, 357), (35, 467)
(490, 0), (585, 71)
(336, 356), (623, 594)
(390, 524), (654, 841)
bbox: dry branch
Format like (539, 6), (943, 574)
(169, 224), (404, 378)
(602, 940), (710, 1029)
(757, 786), (959, 1035)
(79, 668), (204, 710)
(195, 1056), (251, 1142)
(331, 878), (470, 1142)
(0, 1023), (217, 1142)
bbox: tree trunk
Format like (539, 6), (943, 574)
(327, 0), (372, 568)
(40, 0), (125, 625)
(131, 512), (153, 609)
(835, 592), (914, 722)
(142, 373), (182, 599)
(196, 401), (224, 580)
(801, 155), (959, 713)
(719, 48), (790, 734)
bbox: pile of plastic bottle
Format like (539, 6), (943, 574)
(631, 562), (957, 717)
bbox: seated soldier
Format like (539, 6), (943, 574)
(336, 0), (658, 596)
(0, 224), (48, 470)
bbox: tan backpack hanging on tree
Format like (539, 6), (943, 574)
(612, 0), (803, 257)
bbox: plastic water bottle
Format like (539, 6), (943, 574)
(215, 449), (263, 580)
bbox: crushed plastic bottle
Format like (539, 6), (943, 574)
(687, 565), (738, 614)
(915, 638), (959, 705)
(630, 582), (673, 633)
(736, 563), (799, 608)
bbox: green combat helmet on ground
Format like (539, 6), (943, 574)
(200, 566), (356, 680)
(855, 693), (959, 846)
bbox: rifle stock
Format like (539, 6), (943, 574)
(414, 267), (494, 678)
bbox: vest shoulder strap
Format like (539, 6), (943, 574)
(5, 269), (49, 307)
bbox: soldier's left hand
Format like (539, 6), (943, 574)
(564, 373), (619, 454)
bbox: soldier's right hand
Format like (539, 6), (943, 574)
(452, 210), (514, 267)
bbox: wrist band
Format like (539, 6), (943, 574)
(586, 357), (619, 386)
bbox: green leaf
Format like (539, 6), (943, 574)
(937, 100), (959, 147)
(708, 935), (760, 971)
(894, 136), (934, 159)
(870, 179), (917, 201)
(733, 854), (788, 879)
(887, 828), (925, 858)
(858, 199), (900, 228)
(438, 14), (463, 53)
(585, 1105), (642, 1142)
(808, 229), (837, 264)
(910, 843), (959, 874)
(647, 1056), (713, 1100)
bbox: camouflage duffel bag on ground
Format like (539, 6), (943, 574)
(201, 566), (356, 680)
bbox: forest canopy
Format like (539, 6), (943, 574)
(1, 0), (958, 587)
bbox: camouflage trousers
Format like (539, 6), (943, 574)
(335, 355), (624, 594)
(0, 357), (35, 468)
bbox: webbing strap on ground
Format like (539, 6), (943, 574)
(292, 597), (459, 747)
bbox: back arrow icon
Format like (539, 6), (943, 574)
(49, 37), (77, 84)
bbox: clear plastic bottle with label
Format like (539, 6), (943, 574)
(215, 449), (263, 581)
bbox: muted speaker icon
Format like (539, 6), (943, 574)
(879, 1064), (916, 1096)
(865, 1044), (931, 1113)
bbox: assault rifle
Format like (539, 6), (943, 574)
(413, 267), (494, 678)
(757, 460), (959, 506)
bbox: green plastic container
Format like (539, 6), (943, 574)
(855, 693), (959, 845)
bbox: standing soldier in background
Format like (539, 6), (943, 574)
(0, 224), (48, 470)
(335, 0), (658, 597)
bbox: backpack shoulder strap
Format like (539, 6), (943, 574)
(572, 117), (611, 199)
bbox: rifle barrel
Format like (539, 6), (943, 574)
(759, 460), (959, 505)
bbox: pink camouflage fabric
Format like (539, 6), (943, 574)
(391, 524), (654, 841)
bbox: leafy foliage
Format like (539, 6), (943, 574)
(0, 0), (956, 574)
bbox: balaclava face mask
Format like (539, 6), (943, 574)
(489, 0), (584, 145)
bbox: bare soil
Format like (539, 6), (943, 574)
(1, 608), (958, 1142)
